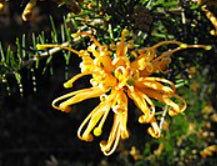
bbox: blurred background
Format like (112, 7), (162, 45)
(0, 0), (217, 165)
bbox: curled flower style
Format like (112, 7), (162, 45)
(37, 30), (211, 155)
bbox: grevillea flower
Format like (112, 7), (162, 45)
(37, 30), (211, 156)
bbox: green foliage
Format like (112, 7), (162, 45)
(0, 0), (217, 165)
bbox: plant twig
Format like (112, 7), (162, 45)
(160, 105), (169, 130)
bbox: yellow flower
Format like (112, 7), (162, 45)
(37, 29), (210, 156)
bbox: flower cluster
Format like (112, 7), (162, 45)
(37, 30), (210, 156)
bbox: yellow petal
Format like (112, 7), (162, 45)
(63, 72), (91, 88)
(100, 115), (121, 156)
(59, 87), (106, 109)
(95, 55), (114, 72)
(140, 88), (165, 102)
(52, 87), (106, 111)
(78, 32), (102, 47)
(147, 118), (161, 138)
(135, 78), (175, 95)
(127, 88), (152, 123)
(77, 102), (111, 141)
(77, 89), (119, 142)
(112, 91), (129, 139)
(116, 29), (129, 57)
(167, 95), (187, 116)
